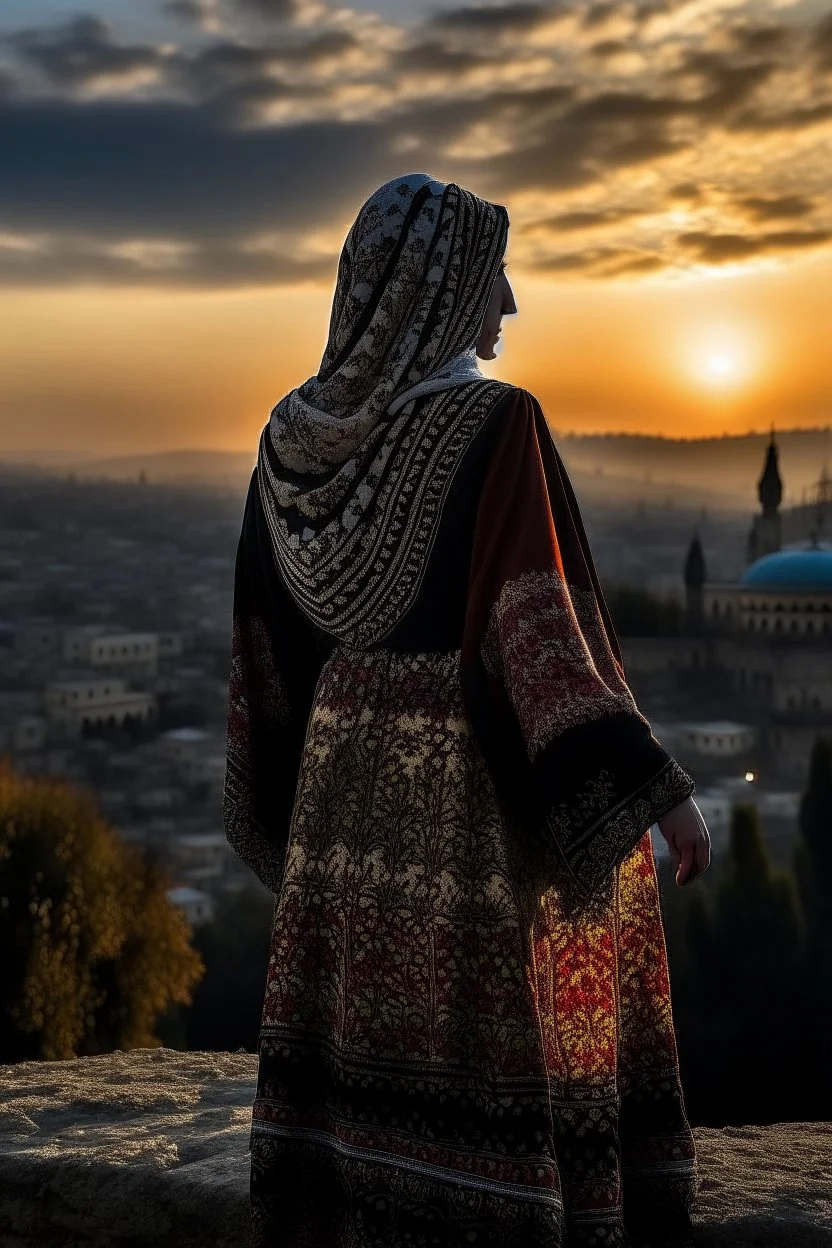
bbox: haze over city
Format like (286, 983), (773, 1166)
(1, 0), (831, 458)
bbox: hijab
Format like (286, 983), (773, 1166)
(256, 173), (510, 648)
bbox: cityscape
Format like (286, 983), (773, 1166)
(1, 426), (829, 929)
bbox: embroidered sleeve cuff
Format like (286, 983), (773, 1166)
(543, 747), (695, 901)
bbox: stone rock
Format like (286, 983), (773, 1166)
(0, 1048), (831, 1246)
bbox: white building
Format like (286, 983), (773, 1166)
(90, 633), (159, 678)
(677, 720), (757, 758)
(157, 725), (211, 761)
(157, 727), (226, 795)
(169, 831), (231, 886)
(62, 624), (121, 662)
(45, 677), (156, 738)
(61, 627), (161, 677)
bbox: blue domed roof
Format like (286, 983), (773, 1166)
(741, 543), (832, 591)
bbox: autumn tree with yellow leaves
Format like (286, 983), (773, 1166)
(0, 759), (204, 1061)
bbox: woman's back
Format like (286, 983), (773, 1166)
(223, 173), (704, 1248)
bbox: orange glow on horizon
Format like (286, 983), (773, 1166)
(0, 249), (830, 458)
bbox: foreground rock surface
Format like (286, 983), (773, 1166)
(0, 1048), (831, 1247)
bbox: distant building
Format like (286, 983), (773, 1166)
(90, 632), (159, 678)
(62, 627), (185, 675)
(45, 676), (157, 739)
(746, 428), (783, 564)
(623, 433), (832, 785)
(678, 721), (757, 758)
(156, 727), (226, 796)
(169, 832), (231, 887)
(62, 623), (123, 662)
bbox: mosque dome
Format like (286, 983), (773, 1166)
(741, 542), (832, 591)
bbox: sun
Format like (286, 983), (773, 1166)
(697, 347), (746, 389)
(680, 322), (759, 392)
(704, 353), (738, 382)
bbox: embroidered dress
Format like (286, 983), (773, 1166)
(223, 175), (698, 1248)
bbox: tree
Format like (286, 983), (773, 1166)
(603, 582), (683, 637)
(793, 735), (832, 932)
(714, 805), (804, 993)
(791, 736), (832, 1091)
(159, 884), (275, 1053)
(0, 759), (204, 1060)
(682, 804), (806, 1122)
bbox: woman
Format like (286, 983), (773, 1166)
(223, 173), (711, 1248)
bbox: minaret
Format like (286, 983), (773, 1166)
(746, 426), (782, 563)
(684, 530), (706, 633)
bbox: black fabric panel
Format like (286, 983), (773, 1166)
(382, 387), (518, 654)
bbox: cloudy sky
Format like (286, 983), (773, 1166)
(1, 0), (831, 457)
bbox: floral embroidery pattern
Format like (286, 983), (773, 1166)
(482, 570), (642, 760)
(249, 646), (698, 1247)
(461, 389), (696, 904)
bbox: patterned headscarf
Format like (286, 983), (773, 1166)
(256, 173), (510, 647)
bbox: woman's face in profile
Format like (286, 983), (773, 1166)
(476, 265), (517, 361)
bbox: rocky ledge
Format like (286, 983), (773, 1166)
(0, 1049), (831, 1247)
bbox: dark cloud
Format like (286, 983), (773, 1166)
(738, 194), (815, 222)
(484, 104), (685, 195)
(390, 41), (500, 75)
(587, 40), (627, 59)
(728, 23), (794, 55)
(428, 3), (559, 36)
(534, 252), (592, 272)
(1, 1), (830, 290)
(169, 30), (357, 102)
(0, 233), (334, 289)
(678, 229), (831, 263)
(727, 100), (832, 133)
(520, 207), (641, 233)
(812, 11), (832, 70)
(6, 15), (164, 90)
(534, 245), (664, 278)
(3, 14), (358, 109)
(0, 97), (391, 242)
(400, 83), (685, 197)
(581, 4), (620, 29)
(232, 0), (297, 20)
(566, 89), (689, 124)
(674, 52), (778, 115)
(667, 182), (703, 204)
(393, 82), (572, 157)
(605, 252), (663, 276)
(163, 0), (209, 23)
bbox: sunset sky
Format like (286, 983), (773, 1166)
(1, 0), (831, 458)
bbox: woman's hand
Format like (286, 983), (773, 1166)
(657, 796), (711, 886)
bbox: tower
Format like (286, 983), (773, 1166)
(746, 426), (782, 564)
(684, 529), (706, 632)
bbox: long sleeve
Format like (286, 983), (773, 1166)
(223, 468), (334, 895)
(461, 388), (695, 901)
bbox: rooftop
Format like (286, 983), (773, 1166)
(741, 543), (832, 592)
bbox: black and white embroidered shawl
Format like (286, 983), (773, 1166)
(256, 173), (510, 648)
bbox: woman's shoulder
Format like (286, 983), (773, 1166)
(488, 383), (545, 424)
